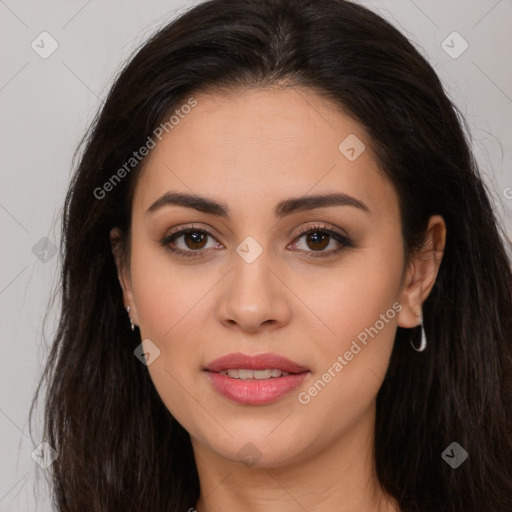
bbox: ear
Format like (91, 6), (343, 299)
(110, 227), (139, 326)
(397, 215), (446, 328)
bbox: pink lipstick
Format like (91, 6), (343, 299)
(204, 352), (310, 405)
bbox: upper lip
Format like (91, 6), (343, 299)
(204, 352), (309, 374)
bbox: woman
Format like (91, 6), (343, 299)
(31, 0), (512, 510)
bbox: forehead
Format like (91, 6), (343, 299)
(132, 86), (398, 220)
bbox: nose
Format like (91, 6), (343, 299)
(216, 248), (292, 334)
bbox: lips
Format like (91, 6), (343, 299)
(203, 352), (310, 405)
(204, 352), (309, 374)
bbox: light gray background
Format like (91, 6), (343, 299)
(1, 1), (511, 510)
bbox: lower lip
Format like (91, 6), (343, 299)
(205, 371), (309, 405)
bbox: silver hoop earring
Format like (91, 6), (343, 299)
(126, 306), (135, 332)
(410, 312), (427, 352)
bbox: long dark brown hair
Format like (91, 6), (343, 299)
(30, 0), (512, 510)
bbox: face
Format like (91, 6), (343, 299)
(114, 86), (440, 468)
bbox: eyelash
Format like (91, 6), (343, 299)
(161, 223), (353, 260)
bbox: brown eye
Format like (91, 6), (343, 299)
(304, 231), (330, 251)
(161, 227), (223, 258)
(289, 224), (352, 260)
(182, 231), (208, 250)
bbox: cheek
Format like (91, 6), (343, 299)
(304, 240), (404, 356)
(129, 237), (206, 341)
(128, 243), (210, 429)
(128, 238), (219, 382)
(296, 235), (404, 417)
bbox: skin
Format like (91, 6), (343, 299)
(111, 85), (446, 511)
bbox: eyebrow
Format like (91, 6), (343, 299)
(146, 191), (370, 218)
